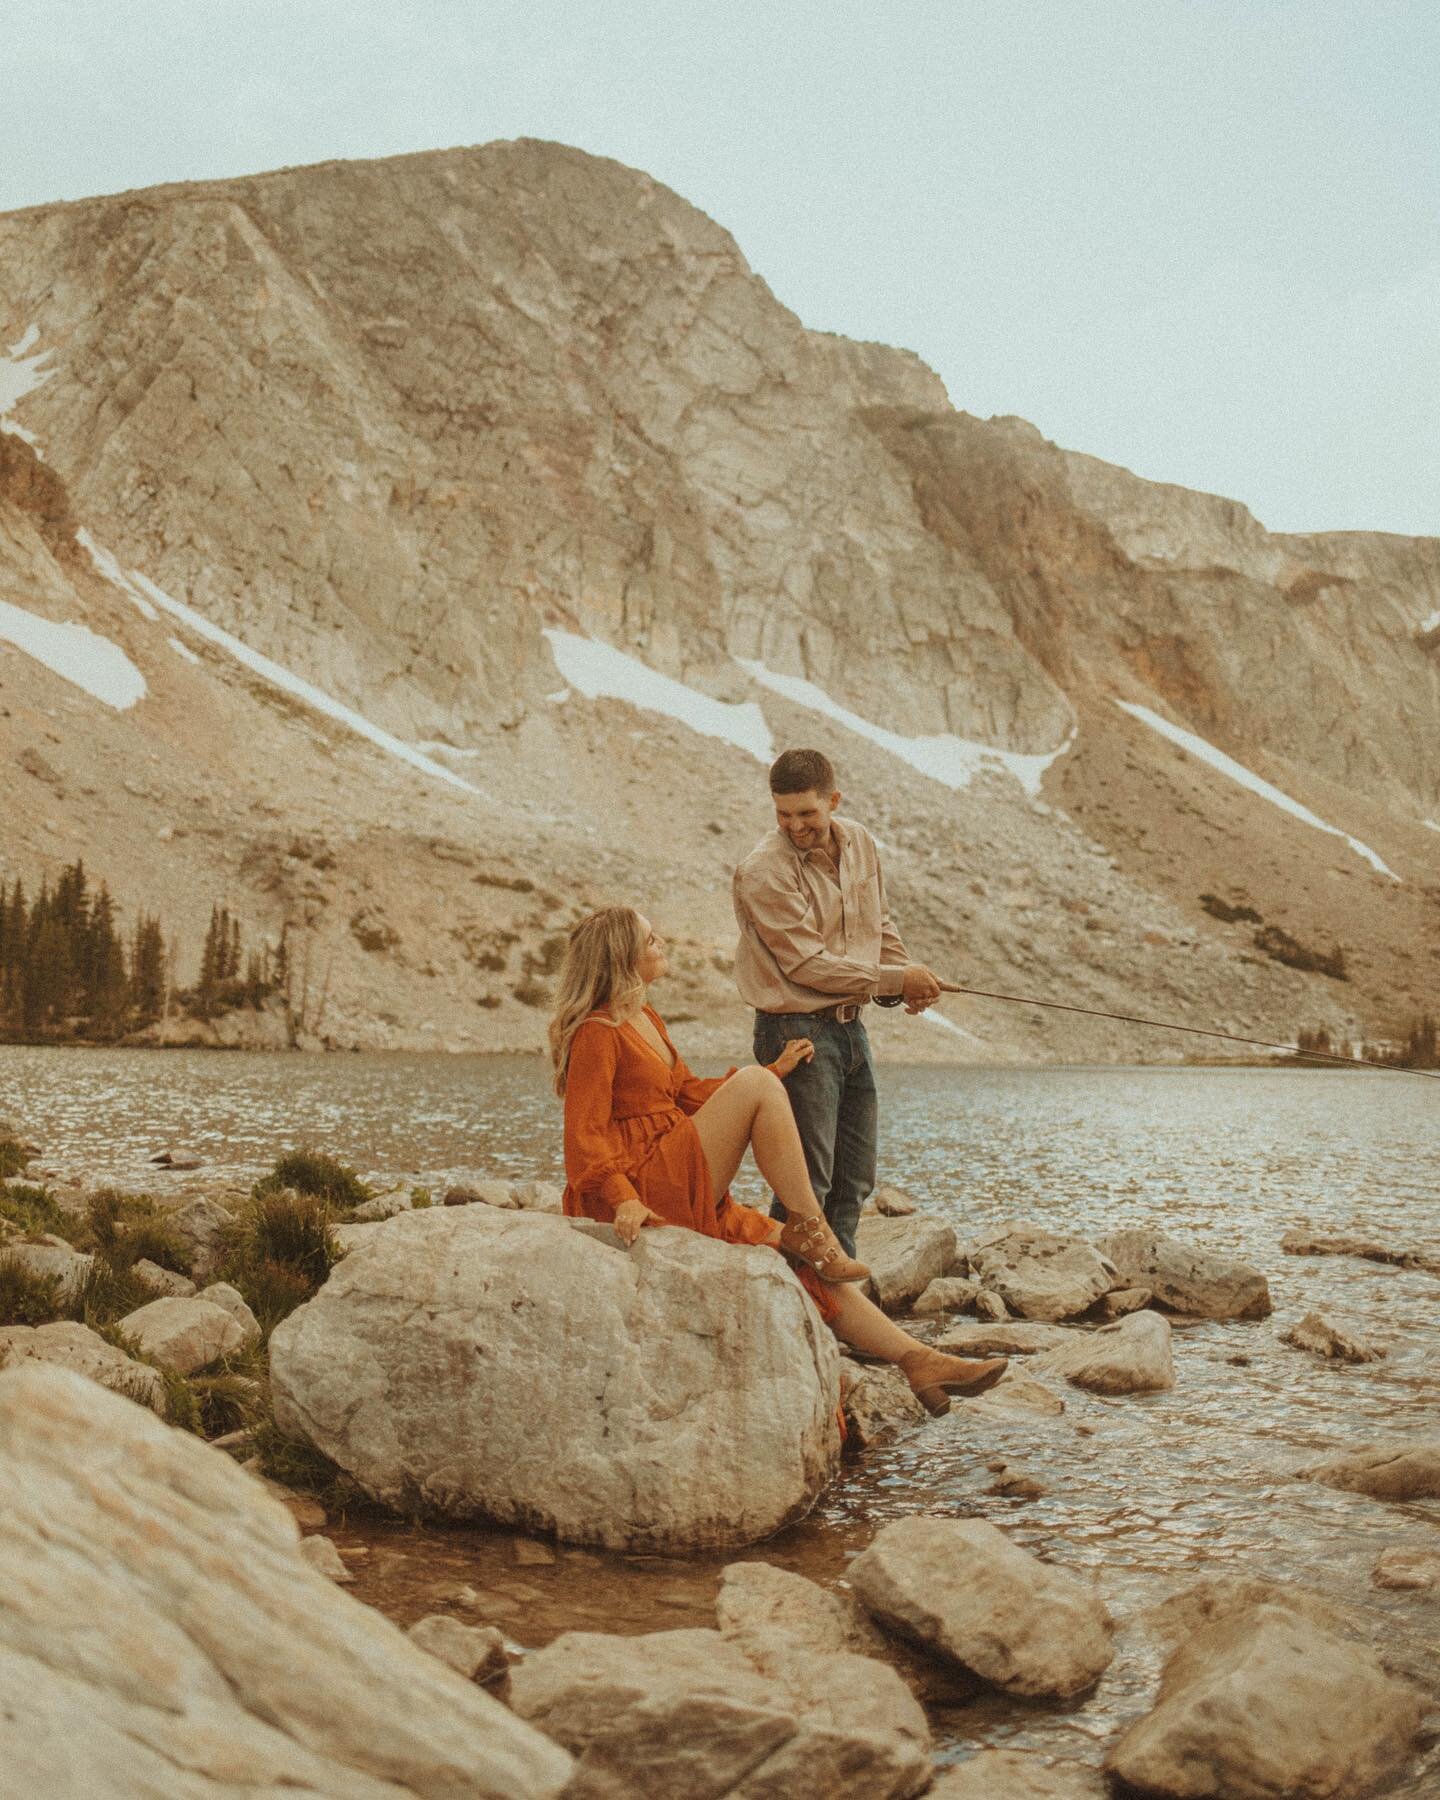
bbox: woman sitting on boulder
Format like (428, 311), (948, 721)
(550, 907), (1005, 1414)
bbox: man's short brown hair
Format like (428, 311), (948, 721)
(769, 748), (836, 795)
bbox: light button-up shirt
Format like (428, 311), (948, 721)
(732, 815), (908, 1012)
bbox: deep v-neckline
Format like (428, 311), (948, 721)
(622, 1009), (677, 1072)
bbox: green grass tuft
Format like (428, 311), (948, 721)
(0, 1254), (64, 1326)
(0, 1136), (32, 1179)
(0, 1182), (69, 1238)
(259, 1150), (371, 1212)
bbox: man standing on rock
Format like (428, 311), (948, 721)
(733, 748), (942, 1256)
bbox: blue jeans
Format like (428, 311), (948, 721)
(753, 1010), (878, 1258)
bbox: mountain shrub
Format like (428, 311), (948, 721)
(0, 1182), (68, 1238)
(1253, 925), (1347, 980)
(0, 1255), (64, 1326)
(260, 1150), (369, 1212)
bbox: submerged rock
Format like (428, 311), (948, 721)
(1280, 1310), (1387, 1363)
(969, 1226), (1114, 1321)
(933, 1321), (1072, 1356)
(1372, 1548), (1440, 1591)
(848, 1517), (1113, 1698)
(929, 1749), (1108, 1798)
(1096, 1227), (1271, 1320)
(1295, 1440), (1440, 1501)
(1106, 1601), (1423, 1800)
(1030, 1310), (1175, 1394)
(0, 1364), (572, 1798)
(856, 1214), (958, 1312)
(270, 1207), (841, 1551)
(509, 1625), (932, 1798)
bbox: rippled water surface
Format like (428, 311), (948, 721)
(6, 1048), (1439, 1786)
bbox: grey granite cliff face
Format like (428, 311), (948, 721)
(1, 139), (1435, 1055)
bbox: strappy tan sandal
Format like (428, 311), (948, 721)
(778, 1213), (871, 1283)
(896, 1347), (1008, 1415)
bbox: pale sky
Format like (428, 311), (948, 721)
(2, 1), (1436, 537)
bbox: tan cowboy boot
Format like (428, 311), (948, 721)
(895, 1346), (1008, 1415)
(778, 1212), (871, 1283)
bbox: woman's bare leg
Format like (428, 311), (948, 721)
(690, 1066), (825, 1221)
(824, 1282), (926, 1359)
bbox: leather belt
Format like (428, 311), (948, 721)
(766, 1001), (864, 1024)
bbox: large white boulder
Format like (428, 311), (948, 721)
(856, 1213), (958, 1312)
(1096, 1228), (1271, 1320)
(1106, 1601), (1423, 1798)
(270, 1207), (842, 1551)
(508, 1625), (932, 1798)
(0, 1320), (164, 1412)
(0, 1364), (572, 1798)
(1030, 1311), (1175, 1394)
(848, 1517), (1113, 1699)
(968, 1227), (1114, 1321)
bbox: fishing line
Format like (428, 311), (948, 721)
(934, 982), (1440, 1082)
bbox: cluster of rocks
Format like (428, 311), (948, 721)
(856, 1206), (1273, 1328)
(3, 1362), (1427, 1799)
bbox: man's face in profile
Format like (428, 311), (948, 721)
(773, 787), (840, 853)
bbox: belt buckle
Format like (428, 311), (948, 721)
(835, 1002), (860, 1024)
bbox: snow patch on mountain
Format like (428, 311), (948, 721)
(545, 631), (773, 762)
(77, 532), (160, 621)
(1419, 609), (1440, 635)
(737, 659), (1070, 797)
(168, 636), (200, 665)
(83, 542), (481, 795)
(0, 325), (54, 449)
(0, 599), (146, 709)
(1116, 700), (1398, 879)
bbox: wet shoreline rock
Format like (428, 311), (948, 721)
(1030, 1310), (1175, 1394)
(1107, 1600), (1424, 1799)
(848, 1517), (1113, 1699)
(1280, 1310), (1387, 1363)
(509, 1624), (932, 1798)
(968, 1226), (1115, 1322)
(1295, 1440), (1440, 1502)
(857, 1213), (958, 1313)
(1096, 1226), (1272, 1319)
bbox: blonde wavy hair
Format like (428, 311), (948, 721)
(549, 906), (648, 1096)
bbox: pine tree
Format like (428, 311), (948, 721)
(130, 914), (167, 1023)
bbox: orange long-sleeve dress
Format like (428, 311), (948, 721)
(561, 1006), (840, 1326)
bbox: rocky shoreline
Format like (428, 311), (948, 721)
(3, 1119), (1439, 1796)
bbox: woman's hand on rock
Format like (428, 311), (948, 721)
(612, 1198), (663, 1246)
(772, 1037), (815, 1078)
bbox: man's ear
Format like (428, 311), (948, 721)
(830, 790), (842, 810)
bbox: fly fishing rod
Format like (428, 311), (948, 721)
(933, 981), (1440, 1082)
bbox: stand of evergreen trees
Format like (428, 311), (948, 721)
(1296, 1016), (1439, 1070)
(0, 860), (281, 1043)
